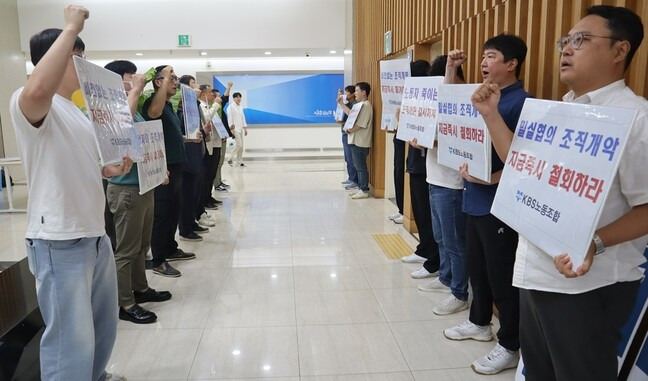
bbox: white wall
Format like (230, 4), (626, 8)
(0, 0), (29, 164)
(17, 0), (346, 52)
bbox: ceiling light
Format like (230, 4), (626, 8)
(329, 50), (337, 54)
(344, 49), (352, 54)
(135, 52), (143, 56)
(200, 51), (207, 56)
(264, 51), (272, 55)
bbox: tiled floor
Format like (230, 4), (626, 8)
(0, 158), (515, 380)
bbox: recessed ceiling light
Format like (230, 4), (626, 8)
(344, 49), (352, 54)
(264, 51), (272, 55)
(329, 50), (337, 54)
(135, 52), (143, 56)
(200, 51), (207, 56)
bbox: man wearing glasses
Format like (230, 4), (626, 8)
(472, 6), (648, 380)
(142, 65), (195, 278)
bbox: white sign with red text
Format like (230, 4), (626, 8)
(73, 56), (143, 165)
(491, 99), (636, 267)
(396, 76), (443, 147)
(343, 102), (364, 131)
(436, 84), (491, 182)
(379, 58), (410, 131)
(135, 120), (168, 195)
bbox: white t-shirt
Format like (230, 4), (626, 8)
(227, 102), (247, 129)
(512, 80), (648, 294)
(10, 88), (105, 240)
(425, 146), (463, 189)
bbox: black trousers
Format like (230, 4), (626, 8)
(179, 167), (203, 236)
(393, 136), (405, 214)
(465, 214), (519, 351)
(151, 163), (183, 267)
(520, 281), (640, 381)
(409, 173), (439, 270)
(202, 147), (221, 205)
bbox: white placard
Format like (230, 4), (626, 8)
(343, 102), (364, 131)
(73, 56), (143, 165)
(491, 99), (636, 268)
(135, 121), (167, 195)
(396, 76), (443, 147)
(436, 84), (491, 182)
(211, 113), (230, 139)
(181, 85), (201, 139)
(380, 58), (410, 131)
(335, 94), (345, 122)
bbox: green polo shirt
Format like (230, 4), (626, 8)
(142, 94), (186, 165)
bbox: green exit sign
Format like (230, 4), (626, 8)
(177, 34), (191, 47)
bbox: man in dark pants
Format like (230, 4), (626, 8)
(212, 86), (234, 192)
(400, 60), (440, 275)
(338, 85), (358, 190)
(177, 75), (208, 242)
(390, 136), (405, 224)
(142, 66), (195, 278)
(198, 84), (221, 221)
(442, 35), (531, 375)
(473, 6), (648, 380)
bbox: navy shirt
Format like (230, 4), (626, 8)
(142, 94), (186, 165)
(463, 81), (532, 216)
(406, 145), (427, 174)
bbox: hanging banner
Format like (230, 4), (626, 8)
(379, 58), (410, 131)
(491, 99), (636, 268)
(396, 76), (443, 147)
(343, 102), (364, 131)
(135, 120), (167, 195)
(181, 85), (201, 139)
(73, 56), (143, 165)
(436, 84), (491, 182)
(211, 113), (230, 139)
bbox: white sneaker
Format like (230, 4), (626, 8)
(418, 278), (451, 293)
(105, 373), (127, 381)
(198, 212), (215, 227)
(410, 267), (437, 279)
(471, 343), (520, 375)
(401, 253), (427, 263)
(444, 320), (493, 341)
(433, 294), (469, 315)
(351, 191), (369, 199)
(388, 212), (402, 220)
(393, 215), (404, 224)
(346, 187), (360, 195)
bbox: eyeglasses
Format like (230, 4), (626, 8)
(557, 32), (621, 53)
(154, 75), (179, 82)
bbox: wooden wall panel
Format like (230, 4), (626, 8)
(354, 0), (648, 196)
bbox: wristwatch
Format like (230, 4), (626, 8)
(592, 233), (606, 256)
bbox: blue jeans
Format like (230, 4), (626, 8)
(350, 144), (370, 192)
(429, 185), (469, 300)
(341, 133), (358, 184)
(26, 235), (118, 381)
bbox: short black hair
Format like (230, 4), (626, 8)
(232, 92), (242, 98)
(199, 84), (211, 93)
(410, 59), (430, 77)
(152, 65), (170, 90)
(355, 82), (371, 96)
(483, 33), (527, 78)
(30, 28), (85, 66)
(179, 75), (195, 86)
(212, 89), (220, 94)
(344, 85), (355, 93)
(429, 55), (465, 80)
(104, 60), (137, 78)
(586, 5), (644, 70)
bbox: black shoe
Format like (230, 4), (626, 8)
(180, 232), (203, 241)
(119, 305), (157, 324)
(227, 160), (233, 166)
(208, 196), (218, 203)
(167, 249), (196, 261)
(205, 202), (219, 210)
(152, 261), (181, 277)
(239, 163), (247, 167)
(220, 182), (231, 189)
(134, 288), (172, 303)
(193, 225), (209, 234)
(213, 199), (223, 205)
(215, 185), (228, 192)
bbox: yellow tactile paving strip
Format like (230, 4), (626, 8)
(372, 234), (414, 260)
